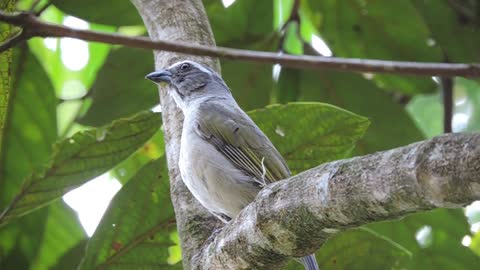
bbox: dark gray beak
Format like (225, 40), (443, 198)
(145, 70), (172, 83)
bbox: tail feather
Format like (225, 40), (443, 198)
(298, 254), (319, 270)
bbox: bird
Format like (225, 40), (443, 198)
(146, 60), (319, 270)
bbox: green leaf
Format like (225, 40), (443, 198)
(367, 209), (480, 269)
(0, 48), (57, 211)
(80, 158), (180, 269)
(111, 129), (165, 185)
(51, 0), (143, 25)
(78, 47), (157, 127)
(284, 22), (304, 55)
(0, 206), (49, 269)
(275, 67), (300, 103)
(0, 111), (161, 226)
(305, 0), (438, 95)
(222, 60), (274, 111)
(31, 202), (86, 270)
(407, 92), (443, 138)
(205, 0), (274, 46)
(313, 228), (411, 270)
(248, 102), (370, 174)
(296, 70), (424, 154)
(50, 240), (87, 270)
(455, 78), (480, 132)
(0, 0), (17, 160)
(411, 0), (480, 63)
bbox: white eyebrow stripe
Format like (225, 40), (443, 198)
(169, 60), (212, 75)
(190, 61), (212, 74)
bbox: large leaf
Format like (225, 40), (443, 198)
(0, 207), (49, 270)
(78, 47), (157, 127)
(367, 209), (480, 269)
(0, 0), (16, 160)
(204, 0), (274, 46)
(304, 0), (438, 95)
(80, 158), (180, 269)
(111, 129), (165, 185)
(0, 111), (161, 226)
(296, 70), (424, 155)
(31, 202), (86, 270)
(315, 228), (411, 270)
(248, 102), (370, 174)
(51, 240), (87, 270)
(51, 0), (143, 25)
(0, 48), (57, 211)
(284, 228), (411, 270)
(412, 0), (480, 63)
(406, 92), (443, 138)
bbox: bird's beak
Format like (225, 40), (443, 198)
(145, 70), (172, 84)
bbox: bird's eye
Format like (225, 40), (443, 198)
(180, 63), (191, 71)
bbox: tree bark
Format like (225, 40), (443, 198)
(131, 0), (221, 268)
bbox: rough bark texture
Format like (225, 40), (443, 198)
(132, 1), (480, 269)
(131, 0), (221, 268)
(193, 133), (480, 269)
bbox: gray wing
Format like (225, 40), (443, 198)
(195, 101), (290, 184)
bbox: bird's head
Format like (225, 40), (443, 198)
(146, 60), (230, 110)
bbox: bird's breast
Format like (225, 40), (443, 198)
(179, 126), (258, 218)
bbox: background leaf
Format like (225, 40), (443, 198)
(80, 158), (179, 269)
(0, 48), (57, 212)
(78, 47), (157, 127)
(31, 202), (86, 270)
(248, 102), (369, 174)
(0, 111), (161, 226)
(51, 0), (143, 26)
(296, 70), (424, 154)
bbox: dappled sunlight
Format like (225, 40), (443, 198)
(453, 113), (470, 132)
(272, 63), (281, 81)
(63, 173), (122, 236)
(222, 0), (236, 8)
(415, 225), (433, 248)
(462, 235), (472, 247)
(311, 34), (332, 57)
(43, 37), (58, 51)
(60, 16), (90, 71)
(59, 80), (87, 100)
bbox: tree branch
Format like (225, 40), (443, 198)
(190, 133), (480, 269)
(1, 10), (480, 77)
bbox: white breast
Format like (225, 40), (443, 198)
(179, 116), (258, 219)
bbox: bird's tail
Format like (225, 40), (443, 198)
(298, 254), (319, 270)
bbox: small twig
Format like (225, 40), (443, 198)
(0, 11), (480, 77)
(441, 77), (454, 133)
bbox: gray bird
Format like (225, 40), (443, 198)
(146, 60), (319, 270)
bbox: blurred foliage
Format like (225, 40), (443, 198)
(79, 158), (180, 269)
(0, 0), (480, 269)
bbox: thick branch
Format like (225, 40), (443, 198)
(1, 10), (480, 77)
(191, 133), (480, 269)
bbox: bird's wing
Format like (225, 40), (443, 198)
(195, 101), (290, 184)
